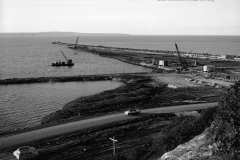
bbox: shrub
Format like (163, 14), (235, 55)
(41, 79), (161, 124)
(138, 108), (216, 159)
(209, 81), (240, 159)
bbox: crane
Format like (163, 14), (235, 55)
(60, 49), (72, 64)
(175, 43), (189, 70)
(73, 36), (79, 49)
(75, 36), (79, 45)
(51, 50), (74, 66)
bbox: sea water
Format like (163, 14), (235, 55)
(1, 35), (239, 79)
(0, 81), (122, 133)
(0, 35), (239, 132)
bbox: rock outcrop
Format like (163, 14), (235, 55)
(159, 130), (217, 160)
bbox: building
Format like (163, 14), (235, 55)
(153, 59), (168, 66)
(203, 65), (215, 72)
(234, 57), (240, 61)
(217, 54), (227, 60)
(159, 60), (168, 66)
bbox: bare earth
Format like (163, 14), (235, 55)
(150, 73), (233, 88)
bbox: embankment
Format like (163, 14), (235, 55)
(0, 73), (148, 85)
(53, 41), (209, 56)
(41, 75), (165, 124)
(41, 72), (222, 125)
(69, 44), (177, 72)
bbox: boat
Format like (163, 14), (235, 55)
(51, 50), (74, 66)
(51, 60), (74, 66)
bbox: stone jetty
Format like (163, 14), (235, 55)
(0, 73), (148, 85)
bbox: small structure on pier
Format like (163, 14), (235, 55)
(154, 59), (168, 66)
(203, 65), (215, 72)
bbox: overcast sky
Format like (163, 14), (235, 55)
(0, 0), (240, 35)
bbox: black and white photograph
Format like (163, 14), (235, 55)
(0, 0), (240, 159)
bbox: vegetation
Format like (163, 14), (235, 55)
(209, 81), (240, 159)
(41, 75), (221, 125)
(41, 76), (168, 124)
(109, 107), (216, 160)
(159, 86), (222, 103)
(41, 73), (222, 125)
(110, 81), (240, 160)
(33, 109), (215, 160)
(37, 74), (225, 160)
(114, 81), (240, 160)
(4, 77), (222, 159)
(35, 114), (175, 160)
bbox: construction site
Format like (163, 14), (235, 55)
(62, 41), (240, 88)
(1, 41), (238, 160)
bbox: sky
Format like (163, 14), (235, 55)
(0, 0), (240, 35)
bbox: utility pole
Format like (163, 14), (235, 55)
(109, 137), (118, 156)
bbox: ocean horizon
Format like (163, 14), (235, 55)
(0, 34), (239, 80)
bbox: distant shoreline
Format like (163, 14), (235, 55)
(1, 32), (239, 37)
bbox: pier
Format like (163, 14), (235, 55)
(0, 73), (149, 85)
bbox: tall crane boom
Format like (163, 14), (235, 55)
(175, 43), (188, 69)
(175, 43), (183, 64)
(60, 49), (68, 61)
(76, 36), (79, 45)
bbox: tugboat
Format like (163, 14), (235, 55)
(51, 50), (74, 66)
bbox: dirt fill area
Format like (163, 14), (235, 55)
(150, 73), (233, 88)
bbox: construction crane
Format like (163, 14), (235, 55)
(60, 49), (73, 64)
(75, 36), (79, 45)
(74, 36), (79, 49)
(175, 43), (189, 70)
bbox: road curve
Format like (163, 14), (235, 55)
(0, 102), (217, 150)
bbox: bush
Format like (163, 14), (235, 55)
(138, 108), (216, 159)
(110, 147), (149, 160)
(209, 81), (240, 159)
(41, 79), (162, 124)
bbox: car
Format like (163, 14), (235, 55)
(13, 146), (39, 160)
(124, 108), (141, 115)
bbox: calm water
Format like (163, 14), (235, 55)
(0, 35), (152, 80)
(1, 35), (240, 79)
(0, 35), (239, 132)
(0, 81), (122, 132)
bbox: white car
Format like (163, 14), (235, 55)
(124, 109), (141, 115)
(13, 146), (39, 160)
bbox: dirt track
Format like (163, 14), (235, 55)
(150, 73), (233, 88)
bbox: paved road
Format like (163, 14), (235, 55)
(0, 102), (217, 151)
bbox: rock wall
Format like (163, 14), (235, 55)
(159, 130), (217, 160)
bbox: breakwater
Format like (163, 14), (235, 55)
(53, 41), (210, 56)
(53, 41), (177, 73)
(0, 73), (149, 85)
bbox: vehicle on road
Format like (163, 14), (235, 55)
(124, 108), (141, 115)
(13, 146), (39, 160)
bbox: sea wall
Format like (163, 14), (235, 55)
(0, 73), (148, 85)
(53, 41), (209, 56)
